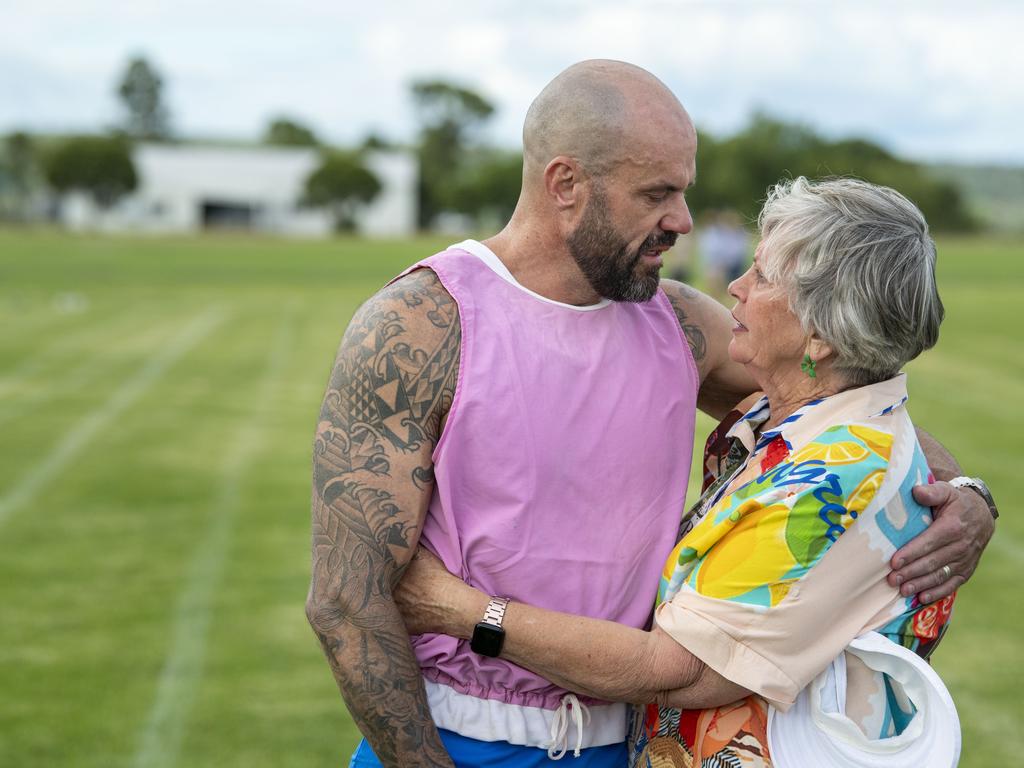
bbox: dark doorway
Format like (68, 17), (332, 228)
(201, 200), (256, 230)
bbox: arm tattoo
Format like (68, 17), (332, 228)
(662, 282), (708, 363)
(308, 269), (459, 766)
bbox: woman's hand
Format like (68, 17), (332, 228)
(395, 548), (484, 637)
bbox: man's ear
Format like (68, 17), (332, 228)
(543, 156), (584, 210)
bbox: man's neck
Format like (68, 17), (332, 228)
(483, 228), (603, 307)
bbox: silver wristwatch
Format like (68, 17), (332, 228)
(470, 597), (510, 657)
(949, 476), (998, 520)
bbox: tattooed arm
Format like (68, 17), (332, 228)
(660, 279), (758, 420)
(305, 269), (459, 767)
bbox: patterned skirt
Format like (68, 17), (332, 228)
(629, 698), (772, 768)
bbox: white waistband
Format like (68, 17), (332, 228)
(425, 680), (628, 750)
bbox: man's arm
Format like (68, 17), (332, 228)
(305, 269), (459, 767)
(660, 279), (758, 420)
(887, 428), (995, 603)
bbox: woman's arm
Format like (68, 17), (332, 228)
(394, 550), (751, 709)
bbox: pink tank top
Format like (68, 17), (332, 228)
(402, 240), (698, 738)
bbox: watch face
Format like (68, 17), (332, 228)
(470, 622), (505, 657)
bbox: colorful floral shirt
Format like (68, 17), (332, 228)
(629, 374), (955, 768)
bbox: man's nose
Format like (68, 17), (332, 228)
(661, 196), (693, 235)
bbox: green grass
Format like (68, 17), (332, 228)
(0, 229), (1020, 767)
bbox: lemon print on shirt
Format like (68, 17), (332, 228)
(849, 424), (894, 460)
(846, 469), (886, 519)
(693, 502), (796, 605)
(789, 437), (868, 465)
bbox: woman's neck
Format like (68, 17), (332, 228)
(758, 368), (848, 432)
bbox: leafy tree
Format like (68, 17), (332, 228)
(448, 150), (522, 223)
(43, 135), (137, 208)
(360, 132), (395, 151)
(5, 132), (36, 198)
(302, 151), (381, 231)
(117, 56), (170, 140)
(687, 114), (975, 231)
(264, 117), (318, 147)
(410, 80), (495, 228)
(0, 132), (41, 220)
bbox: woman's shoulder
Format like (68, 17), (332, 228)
(791, 409), (932, 547)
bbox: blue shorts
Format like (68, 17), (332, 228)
(349, 729), (628, 767)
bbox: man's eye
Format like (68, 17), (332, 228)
(646, 191), (667, 202)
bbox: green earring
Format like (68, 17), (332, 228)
(801, 354), (817, 379)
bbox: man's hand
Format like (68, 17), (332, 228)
(887, 481), (995, 604)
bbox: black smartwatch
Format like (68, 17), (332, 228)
(950, 476), (999, 520)
(470, 597), (510, 657)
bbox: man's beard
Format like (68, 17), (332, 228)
(566, 187), (677, 303)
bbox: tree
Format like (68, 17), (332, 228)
(686, 113), (976, 231)
(5, 132), (36, 198)
(410, 80), (495, 228)
(264, 117), (318, 147)
(117, 56), (170, 140)
(360, 132), (395, 151)
(0, 132), (39, 220)
(302, 151), (381, 231)
(44, 136), (137, 208)
(448, 149), (522, 224)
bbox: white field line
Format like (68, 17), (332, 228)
(0, 314), (181, 431)
(133, 308), (294, 768)
(0, 306), (148, 399)
(0, 308), (225, 529)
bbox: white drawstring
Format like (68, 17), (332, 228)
(547, 693), (591, 760)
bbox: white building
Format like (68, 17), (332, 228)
(60, 143), (418, 238)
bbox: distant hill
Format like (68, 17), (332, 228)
(927, 163), (1024, 233)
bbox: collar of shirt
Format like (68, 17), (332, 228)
(726, 373), (911, 458)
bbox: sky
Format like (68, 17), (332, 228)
(2, 0), (1022, 165)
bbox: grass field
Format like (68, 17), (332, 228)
(0, 229), (1020, 767)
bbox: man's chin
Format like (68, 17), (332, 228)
(616, 273), (661, 303)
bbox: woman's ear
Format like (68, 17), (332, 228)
(806, 336), (833, 363)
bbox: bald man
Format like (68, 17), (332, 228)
(306, 61), (993, 767)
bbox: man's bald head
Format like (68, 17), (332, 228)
(522, 60), (693, 178)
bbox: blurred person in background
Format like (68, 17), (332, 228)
(662, 233), (696, 284)
(396, 176), (968, 768)
(305, 61), (995, 768)
(700, 208), (751, 299)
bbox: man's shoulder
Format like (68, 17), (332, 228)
(377, 266), (453, 305)
(356, 267), (460, 338)
(658, 279), (712, 366)
(338, 267), (461, 446)
(659, 277), (704, 304)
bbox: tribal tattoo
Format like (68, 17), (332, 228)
(307, 268), (459, 767)
(661, 280), (708, 364)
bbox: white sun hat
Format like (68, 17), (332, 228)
(768, 631), (960, 768)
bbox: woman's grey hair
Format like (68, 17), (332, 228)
(758, 177), (944, 387)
